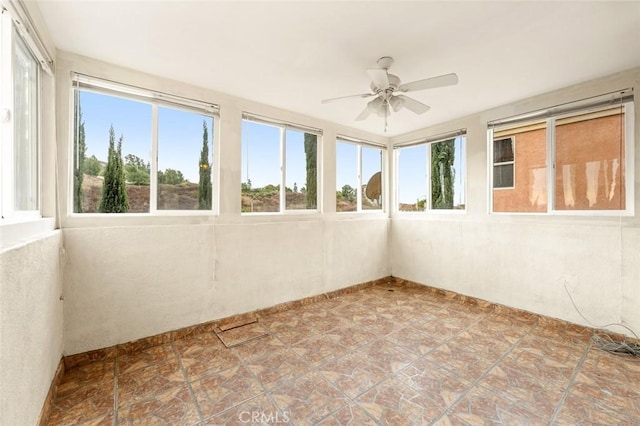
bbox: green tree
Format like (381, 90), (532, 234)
(124, 154), (150, 185)
(431, 139), (455, 209)
(73, 103), (86, 213)
(158, 168), (186, 185)
(198, 121), (212, 209)
(82, 155), (102, 176)
(99, 125), (129, 213)
(340, 184), (356, 202)
(304, 133), (317, 208)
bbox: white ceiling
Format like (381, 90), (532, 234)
(36, 1), (640, 137)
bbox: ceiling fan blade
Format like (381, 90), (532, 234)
(397, 95), (431, 115)
(399, 73), (458, 93)
(366, 68), (390, 90)
(355, 106), (371, 121)
(321, 93), (376, 104)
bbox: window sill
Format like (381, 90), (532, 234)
(0, 217), (56, 252)
(61, 213), (214, 229)
(392, 209), (467, 216)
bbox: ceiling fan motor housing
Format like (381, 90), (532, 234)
(370, 74), (401, 97)
(320, 56), (457, 128)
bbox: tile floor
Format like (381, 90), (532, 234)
(47, 283), (640, 425)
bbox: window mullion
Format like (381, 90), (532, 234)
(393, 149), (399, 213)
(150, 104), (158, 213)
(624, 103), (635, 215)
(547, 117), (555, 213)
(425, 142), (432, 211)
(0, 13), (13, 218)
(280, 127), (286, 212)
(356, 144), (362, 212)
(487, 128), (494, 213)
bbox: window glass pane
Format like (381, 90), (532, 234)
(492, 123), (547, 212)
(336, 141), (357, 212)
(74, 90), (152, 213)
(397, 144), (427, 211)
(157, 107), (213, 210)
(431, 137), (465, 210)
(362, 146), (383, 210)
(285, 130), (316, 210)
(241, 120), (280, 212)
(493, 164), (514, 188)
(493, 138), (514, 163)
(554, 107), (625, 210)
(13, 33), (38, 211)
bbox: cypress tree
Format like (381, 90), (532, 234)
(73, 102), (86, 213)
(431, 139), (455, 209)
(198, 121), (212, 209)
(304, 133), (317, 209)
(99, 125), (129, 213)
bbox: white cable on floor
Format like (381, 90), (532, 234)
(564, 281), (640, 357)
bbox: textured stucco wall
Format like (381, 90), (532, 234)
(62, 219), (389, 355)
(0, 231), (63, 426)
(390, 68), (640, 337)
(58, 53), (391, 356)
(60, 219), (391, 358)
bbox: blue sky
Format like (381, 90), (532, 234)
(396, 136), (466, 206)
(335, 141), (383, 192)
(240, 121), (313, 190)
(80, 90), (464, 206)
(79, 91), (213, 183)
(240, 122), (321, 191)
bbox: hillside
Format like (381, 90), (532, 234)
(81, 174), (201, 212)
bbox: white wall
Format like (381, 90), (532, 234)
(0, 231), (63, 426)
(56, 52), (390, 355)
(0, 3), (63, 424)
(390, 68), (640, 336)
(55, 56), (639, 357)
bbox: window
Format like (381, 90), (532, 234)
(157, 107), (213, 210)
(489, 90), (633, 214)
(336, 137), (385, 212)
(1, 13), (42, 220)
(555, 108), (626, 211)
(395, 132), (466, 212)
(72, 74), (218, 214)
(493, 137), (515, 189)
(491, 122), (547, 213)
(241, 114), (320, 213)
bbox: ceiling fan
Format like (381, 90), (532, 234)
(321, 56), (458, 131)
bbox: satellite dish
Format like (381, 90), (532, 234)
(365, 171), (382, 202)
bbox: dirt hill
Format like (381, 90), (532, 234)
(81, 174), (200, 212)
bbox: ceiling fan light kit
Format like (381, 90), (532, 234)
(322, 56), (458, 132)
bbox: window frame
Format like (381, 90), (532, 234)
(492, 137), (515, 190)
(487, 92), (634, 216)
(0, 12), (41, 222)
(393, 130), (467, 213)
(69, 73), (219, 216)
(335, 136), (387, 214)
(241, 113), (322, 215)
